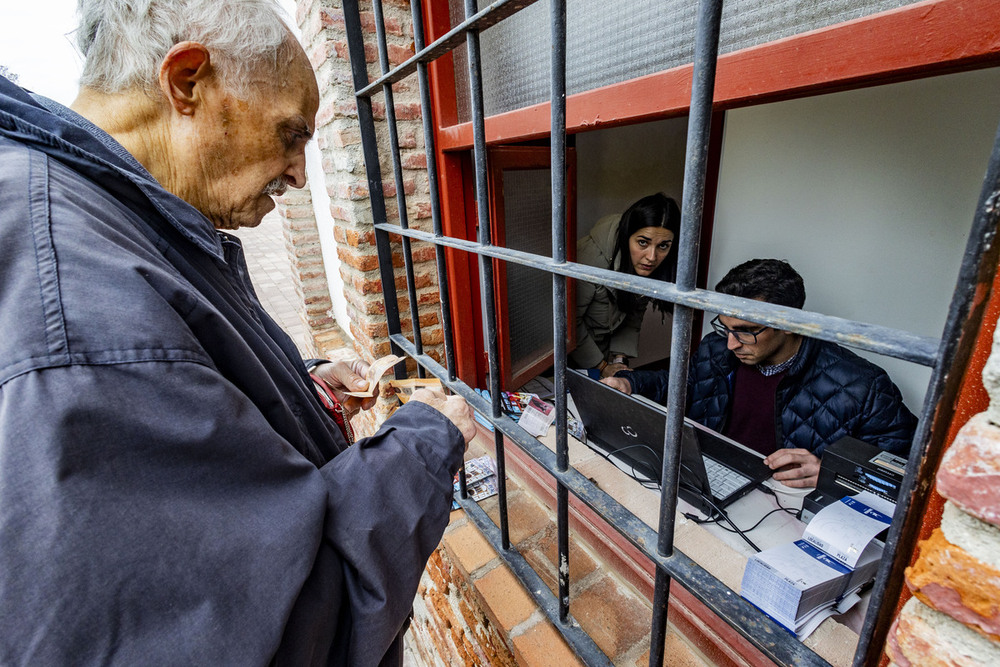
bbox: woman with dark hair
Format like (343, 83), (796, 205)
(571, 193), (681, 377)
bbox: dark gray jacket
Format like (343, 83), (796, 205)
(0, 77), (463, 666)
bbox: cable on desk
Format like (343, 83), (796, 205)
(678, 473), (762, 553)
(582, 441), (763, 552)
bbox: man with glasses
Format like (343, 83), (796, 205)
(601, 259), (916, 488)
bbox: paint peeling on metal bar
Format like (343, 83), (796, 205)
(549, 0), (571, 627)
(343, 0), (405, 364)
(410, 0), (457, 378)
(372, 0), (424, 362)
(459, 498), (613, 666)
(374, 223), (939, 365)
(389, 334), (831, 666)
(356, 0), (542, 99)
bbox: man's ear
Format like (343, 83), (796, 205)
(158, 41), (213, 115)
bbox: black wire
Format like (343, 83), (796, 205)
(584, 441), (763, 551)
(587, 443), (662, 486)
(760, 485), (800, 517)
(695, 493), (762, 552)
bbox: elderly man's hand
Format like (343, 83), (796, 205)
(600, 376), (633, 395)
(311, 359), (379, 415)
(409, 388), (477, 445)
(764, 448), (821, 488)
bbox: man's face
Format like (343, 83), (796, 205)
(180, 50), (319, 230)
(716, 313), (797, 367)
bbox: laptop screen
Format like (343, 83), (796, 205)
(566, 369), (770, 512)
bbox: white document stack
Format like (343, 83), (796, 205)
(739, 491), (893, 639)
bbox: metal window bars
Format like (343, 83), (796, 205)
(341, 0), (1000, 665)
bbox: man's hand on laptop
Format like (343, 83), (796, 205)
(600, 376), (633, 395)
(764, 448), (820, 488)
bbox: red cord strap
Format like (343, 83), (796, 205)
(310, 373), (355, 445)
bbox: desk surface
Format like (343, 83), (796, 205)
(535, 425), (862, 667)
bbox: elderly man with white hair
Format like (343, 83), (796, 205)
(0, 1), (475, 665)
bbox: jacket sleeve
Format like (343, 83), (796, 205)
(0, 361), (463, 667)
(572, 277), (605, 368)
(321, 400), (464, 665)
(855, 372), (918, 455)
(609, 305), (644, 359)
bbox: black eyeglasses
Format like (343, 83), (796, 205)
(710, 316), (768, 344)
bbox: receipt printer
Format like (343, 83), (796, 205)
(799, 436), (906, 524)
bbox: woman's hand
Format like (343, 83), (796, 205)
(600, 362), (628, 379)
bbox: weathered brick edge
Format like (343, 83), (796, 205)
(273, 188), (341, 360)
(885, 319), (1000, 666)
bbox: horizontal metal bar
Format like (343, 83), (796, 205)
(459, 498), (612, 666)
(356, 0), (541, 99)
(389, 333), (832, 666)
(375, 223), (940, 365)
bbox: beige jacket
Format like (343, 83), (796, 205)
(570, 214), (646, 368)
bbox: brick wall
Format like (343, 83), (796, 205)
(294, 0), (443, 381)
(272, 187), (339, 360)
(406, 433), (719, 667)
(885, 318), (1000, 665)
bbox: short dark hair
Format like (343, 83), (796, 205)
(611, 193), (682, 314)
(714, 259), (806, 309)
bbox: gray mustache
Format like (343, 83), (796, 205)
(262, 178), (287, 197)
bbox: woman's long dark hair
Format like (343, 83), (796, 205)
(610, 193), (681, 315)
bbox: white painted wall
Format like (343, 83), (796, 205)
(576, 117), (689, 235)
(305, 143), (353, 340)
(574, 66), (1000, 410)
(710, 67), (1000, 410)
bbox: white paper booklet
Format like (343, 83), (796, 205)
(802, 491), (892, 568)
(740, 491), (889, 638)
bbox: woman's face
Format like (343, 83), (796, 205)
(628, 226), (675, 276)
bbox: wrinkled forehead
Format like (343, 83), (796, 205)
(232, 49), (319, 128)
(265, 50), (319, 123)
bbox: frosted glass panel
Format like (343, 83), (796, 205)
(502, 168), (554, 381)
(449, 0), (918, 122)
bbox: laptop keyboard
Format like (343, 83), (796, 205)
(704, 457), (751, 499)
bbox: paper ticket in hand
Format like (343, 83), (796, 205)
(344, 354), (405, 397)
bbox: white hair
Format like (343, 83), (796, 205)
(76, 0), (299, 98)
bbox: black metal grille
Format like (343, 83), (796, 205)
(341, 0), (1000, 665)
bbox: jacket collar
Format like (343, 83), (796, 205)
(708, 329), (818, 379)
(784, 334), (818, 377)
(0, 77), (225, 262)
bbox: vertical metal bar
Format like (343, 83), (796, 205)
(343, 0), (404, 363)
(464, 0), (509, 549)
(411, 0), (458, 381)
(372, 0), (425, 371)
(549, 0), (570, 625)
(852, 120), (1000, 667)
(648, 0), (725, 664)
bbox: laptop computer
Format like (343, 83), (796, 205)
(566, 369), (773, 515)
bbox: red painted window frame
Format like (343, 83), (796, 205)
(486, 145), (577, 390)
